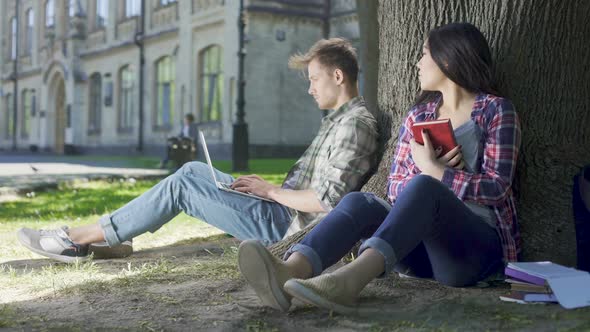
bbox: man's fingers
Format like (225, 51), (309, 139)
(230, 177), (252, 189)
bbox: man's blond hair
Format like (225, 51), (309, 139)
(288, 38), (359, 84)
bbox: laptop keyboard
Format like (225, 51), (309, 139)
(220, 182), (232, 189)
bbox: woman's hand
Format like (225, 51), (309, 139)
(438, 145), (465, 170)
(410, 130), (445, 180)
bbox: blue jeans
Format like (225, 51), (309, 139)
(286, 175), (503, 287)
(99, 162), (292, 246)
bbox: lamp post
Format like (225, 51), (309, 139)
(134, 0), (146, 152)
(12, 0), (20, 151)
(232, 0), (248, 171)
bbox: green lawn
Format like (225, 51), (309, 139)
(0, 158), (294, 263)
(0, 159), (295, 329)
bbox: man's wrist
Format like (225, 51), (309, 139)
(267, 186), (282, 200)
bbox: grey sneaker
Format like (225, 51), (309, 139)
(17, 226), (89, 263)
(88, 240), (133, 259)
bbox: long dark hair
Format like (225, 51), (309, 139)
(414, 23), (500, 106)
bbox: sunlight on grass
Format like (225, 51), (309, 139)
(0, 159), (292, 308)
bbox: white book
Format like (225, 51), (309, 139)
(505, 261), (590, 309)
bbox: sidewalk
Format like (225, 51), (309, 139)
(0, 155), (168, 197)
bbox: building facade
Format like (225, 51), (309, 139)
(0, 0), (359, 158)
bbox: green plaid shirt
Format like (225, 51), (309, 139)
(282, 96), (379, 237)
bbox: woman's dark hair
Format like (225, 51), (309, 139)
(414, 23), (500, 106)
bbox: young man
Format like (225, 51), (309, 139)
(17, 38), (379, 263)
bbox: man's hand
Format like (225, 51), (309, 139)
(230, 174), (278, 199)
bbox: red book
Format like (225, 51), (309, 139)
(411, 118), (458, 155)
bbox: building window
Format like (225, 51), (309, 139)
(125, 0), (141, 17)
(45, 0), (55, 27)
(10, 17), (17, 60)
(119, 65), (134, 131)
(96, 0), (108, 28)
(155, 56), (175, 128)
(160, 0), (177, 6)
(25, 10), (34, 55)
(21, 90), (32, 138)
(199, 45), (223, 122)
(4, 94), (13, 139)
(69, 0), (77, 17)
(88, 73), (102, 134)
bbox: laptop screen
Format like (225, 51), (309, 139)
(199, 131), (219, 184)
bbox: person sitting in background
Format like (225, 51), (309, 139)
(159, 113), (199, 169)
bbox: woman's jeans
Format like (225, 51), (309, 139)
(286, 175), (504, 287)
(99, 162), (292, 246)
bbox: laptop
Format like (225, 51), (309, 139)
(199, 131), (274, 203)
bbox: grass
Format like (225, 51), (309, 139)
(0, 159), (294, 312)
(62, 155), (163, 169)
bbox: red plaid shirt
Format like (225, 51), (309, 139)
(387, 94), (521, 262)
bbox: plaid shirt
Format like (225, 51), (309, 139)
(282, 96), (379, 238)
(387, 94), (521, 262)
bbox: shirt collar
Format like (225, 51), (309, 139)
(424, 93), (487, 119)
(324, 96), (364, 123)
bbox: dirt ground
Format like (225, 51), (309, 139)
(2, 237), (590, 332)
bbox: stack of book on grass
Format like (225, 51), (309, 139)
(501, 278), (557, 304)
(499, 261), (590, 309)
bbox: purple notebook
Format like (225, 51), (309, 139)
(504, 266), (546, 286)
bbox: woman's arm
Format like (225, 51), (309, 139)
(387, 111), (420, 202)
(440, 99), (521, 206)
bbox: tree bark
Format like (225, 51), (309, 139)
(272, 1), (590, 265)
(355, 0), (380, 119)
(361, 0), (590, 266)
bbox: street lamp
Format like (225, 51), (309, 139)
(12, 0), (20, 151)
(232, 0), (249, 171)
(134, 0), (146, 152)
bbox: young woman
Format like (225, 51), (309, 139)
(238, 22), (521, 314)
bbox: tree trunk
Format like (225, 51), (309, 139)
(355, 0), (380, 119)
(272, 1), (590, 265)
(361, 0), (590, 266)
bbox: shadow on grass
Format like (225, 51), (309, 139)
(2, 234), (590, 331)
(1, 234), (236, 274)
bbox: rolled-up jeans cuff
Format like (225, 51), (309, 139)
(99, 214), (122, 246)
(358, 237), (397, 278)
(284, 244), (323, 277)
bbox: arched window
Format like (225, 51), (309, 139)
(10, 17), (17, 60)
(155, 56), (175, 128)
(4, 94), (13, 139)
(125, 0), (141, 17)
(25, 9), (34, 55)
(45, 0), (55, 27)
(96, 0), (108, 28)
(88, 73), (102, 134)
(119, 65), (134, 131)
(199, 45), (223, 122)
(69, 0), (79, 17)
